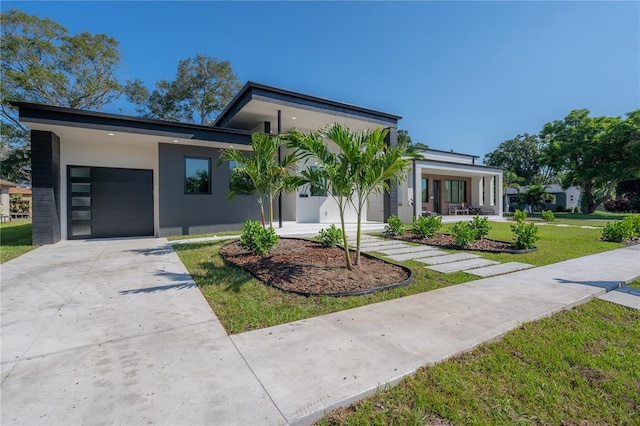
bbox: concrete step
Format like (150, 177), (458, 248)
(375, 245), (438, 255)
(426, 258), (500, 273)
(597, 286), (640, 310)
(386, 250), (449, 262)
(465, 262), (534, 277)
(415, 253), (480, 265)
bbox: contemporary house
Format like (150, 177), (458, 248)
(11, 82), (503, 245)
(506, 184), (581, 212)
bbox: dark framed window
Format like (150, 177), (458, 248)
(445, 180), (466, 203)
(421, 178), (429, 203)
(185, 157), (211, 194)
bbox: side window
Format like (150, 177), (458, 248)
(228, 160), (252, 195)
(185, 157), (211, 194)
(309, 166), (327, 196)
(421, 178), (428, 203)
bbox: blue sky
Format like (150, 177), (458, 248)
(4, 1), (639, 161)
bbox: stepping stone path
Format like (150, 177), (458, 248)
(346, 236), (535, 277)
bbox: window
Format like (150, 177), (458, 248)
(228, 160), (252, 194)
(309, 166), (327, 196)
(421, 178), (429, 203)
(185, 157), (211, 194)
(445, 180), (466, 203)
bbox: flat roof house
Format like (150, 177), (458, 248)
(11, 82), (502, 245)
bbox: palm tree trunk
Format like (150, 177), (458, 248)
(354, 201), (365, 266)
(258, 198), (266, 229)
(338, 202), (353, 270)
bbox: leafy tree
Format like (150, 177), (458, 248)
(287, 124), (419, 269)
(484, 133), (553, 185)
(398, 129), (428, 151)
(541, 109), (639, 213)
(127, 54), (241, 125)
(218, 132), (301, 228)
(1, 9), (125, 181)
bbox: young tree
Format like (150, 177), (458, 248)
(126, 54), (241, 125)
(287, 124), (419, 269)
(484, 133), (554, 185)
(541, 109), (639, 213)
(218, 132), (300, 228)
(1, 9), (125, 181)
(517, 184), (550, 213)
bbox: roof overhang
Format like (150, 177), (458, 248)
(214, 82), (401, 134)
(9, 102), (253, 150)
(415, 159), (503, 178)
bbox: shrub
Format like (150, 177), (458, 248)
(469, 214), (490, 240)
(541, 210), (555, 222)
(513, 209), (527, 223)
(604, 197), (633, 213)
(412, 215), (442, 239)
(510, 221), (539, 250)
(451, 221), (475, 248)
(317, 224), (343, 248)
(385, 215), (405, 236)
(239, 220), (279, 255)
(601, 220), (633, 243)
(624, 214), (640, 237)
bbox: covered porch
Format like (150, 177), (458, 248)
(398, 159), (503, 222)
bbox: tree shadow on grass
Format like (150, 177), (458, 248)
(197, 261), (254, 293)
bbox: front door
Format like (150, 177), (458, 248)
(433, 180), (440, 214)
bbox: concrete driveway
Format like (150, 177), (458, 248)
(1, 238), (285, 425)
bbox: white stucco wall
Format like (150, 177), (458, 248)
(60, 137), (159, 239)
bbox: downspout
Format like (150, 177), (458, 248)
(278, 110), (283, 228)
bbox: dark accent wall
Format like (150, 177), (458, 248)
(31, 131), (61, 245)
(158, 143), (271, 236)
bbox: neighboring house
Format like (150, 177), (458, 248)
(0, 179), (18, 218)
(9, 187), (33, 217)
(11, 82), (503, 245)
(506, 185), (581, 212)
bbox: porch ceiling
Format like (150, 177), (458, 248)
(417, 160), (502, 178)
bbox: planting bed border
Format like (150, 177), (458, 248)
(220, 238), (414, 297)
(384, 233), (537, 254)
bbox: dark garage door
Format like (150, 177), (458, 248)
(68, 166), (154, 239)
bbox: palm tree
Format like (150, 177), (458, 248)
(287, 124), (419, 268)
(219, 132), (300, 228)
(518, 184), (550, 213)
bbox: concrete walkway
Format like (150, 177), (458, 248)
(1, 238), (639, 425)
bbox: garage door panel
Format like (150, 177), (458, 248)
(68, 166), (153, 239)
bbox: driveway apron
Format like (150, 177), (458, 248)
(1, 238), (285, 425)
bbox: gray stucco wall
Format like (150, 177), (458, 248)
(158, 143), (267, 236)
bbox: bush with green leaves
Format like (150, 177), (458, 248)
(451, 221), (475, 248)
(239, 220), (279, 255)
(601, 220), (633, 242)
(513, 209), (527, 223)
(385, 215), (405, 236)
(623, 214), (640, 237)
(469, 214), (490, 240)
(412, 215), (442, 239)
(510, 221), (539, 250)
(317, 224), (343, 248)
(541, 210), (555, 222)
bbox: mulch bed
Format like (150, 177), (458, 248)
(391, 232), (522, 253)
(219, 238), (412, 296)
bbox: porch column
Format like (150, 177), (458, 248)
(496, 173), (504, 216)
(484, 175), (495, 208)
(383, 128), (398, 221)
(414, 162), (421, 218)
(471, 176), (483, 207)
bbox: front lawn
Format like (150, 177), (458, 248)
(318, 299), (640, 425)
(437, 221), (621, 266)
(174, 240), (474, 334)
(0, 221), (36, 263)
(174, 222), (625, 334)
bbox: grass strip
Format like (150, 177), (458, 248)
(0, 221), (36, 263)
(318, 299), (640, 425)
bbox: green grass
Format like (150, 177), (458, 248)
(175, 221), (626, 334)
(438, 221), (622, 266)
(166, 229), (241, 241)
(0, 221), (36, 263)
(174, 240), (474, 334)
(318, 299), (640, 426)
(628, 278), (640, 289)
